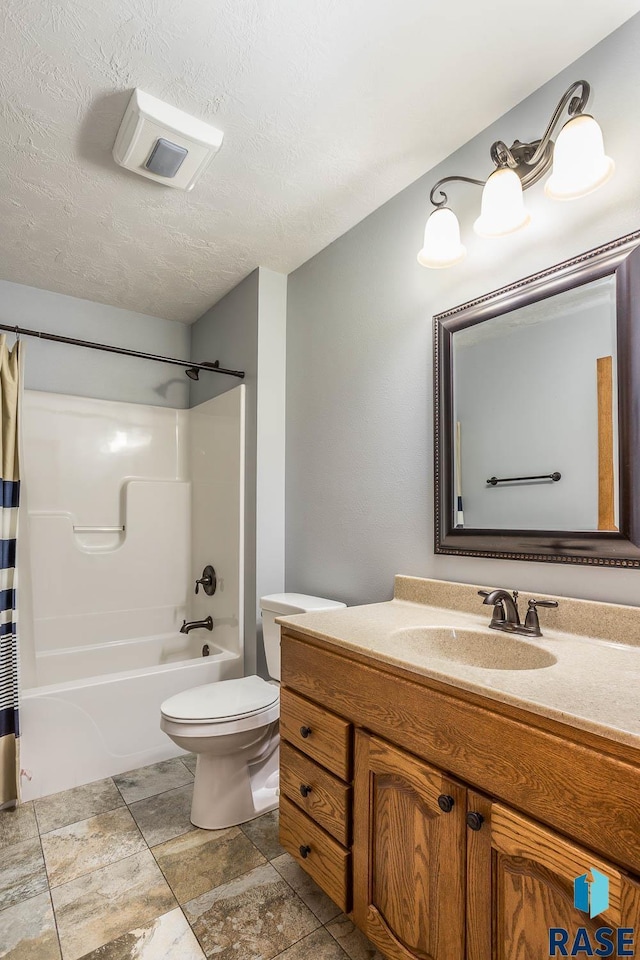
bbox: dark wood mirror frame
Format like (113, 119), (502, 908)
(434, 230), (640, 567)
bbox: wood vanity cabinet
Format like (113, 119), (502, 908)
(279, 629), (640, 960)
(352, 733), (466, 960)
(278, 686), (353, 912)
(466, 794), (640, 960)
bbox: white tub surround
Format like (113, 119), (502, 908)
(30, 480), (190, 651)
(189, 388), (246, 661)
(20, 387), (246, 799)
(22, 391), (191, 662)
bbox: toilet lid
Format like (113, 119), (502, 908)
(161, 675), (279, 722)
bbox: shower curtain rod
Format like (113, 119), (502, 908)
(0, 322), (245, 379)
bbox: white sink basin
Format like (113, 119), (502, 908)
(383, 626), (557, 671)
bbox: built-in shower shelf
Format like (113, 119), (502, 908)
(72, 524), (127, 554)
(72, 526), (125, 533)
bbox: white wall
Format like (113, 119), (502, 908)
(0, 279), (190, 408)
(285, 13), (640, 607)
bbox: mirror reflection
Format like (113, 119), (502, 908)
(452, 275), (618, 532)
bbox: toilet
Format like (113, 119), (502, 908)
(160, 593), (346, 830)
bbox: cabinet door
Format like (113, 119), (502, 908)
(353, 731), (466, 960)
(467, 792), (640, 960)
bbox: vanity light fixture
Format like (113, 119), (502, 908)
(417, 80), (614, 269)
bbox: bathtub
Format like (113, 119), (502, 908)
(20, 632), (241, 801)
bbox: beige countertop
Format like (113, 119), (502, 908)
(278, 576), (640, 750)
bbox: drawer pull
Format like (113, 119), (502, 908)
(300, 726), (312, 738)
(299, 844), (311, 858)
(299, 783), (313, 798)
(437, 794), (455, 813)
(466, 811), (485, 832)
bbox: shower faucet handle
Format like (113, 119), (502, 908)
(195, 565), (217, 597)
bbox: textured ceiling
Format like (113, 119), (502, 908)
(1, 1), (639, 323)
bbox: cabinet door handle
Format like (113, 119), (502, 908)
(300, 726), (312, 738)
(299, 844), (311, 858)
(437, 794), (455, 813)
(466, 811), (485, 831)
(299, 784), (313, 798)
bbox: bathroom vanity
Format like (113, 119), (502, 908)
(278, 577), (640, 960)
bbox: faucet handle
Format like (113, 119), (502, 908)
(524, 598), (558, 636)
(528, 599), (559, 609)
(195, 565), (217, 597)
(195, 575), (210, 595)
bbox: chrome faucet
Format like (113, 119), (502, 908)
(180, 616), (213, 634)
(479, 589), (558, 638)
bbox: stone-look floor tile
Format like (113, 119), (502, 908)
(272, 852), (341, 923)
(113, 760), (193, 804)
(184, 862), (320, 960)
(51, 849), (176, 960)
(274, 927), (349, 960)
(0, 802), (39, 850)
(240, 809), (284, 860)
(129, 784), (195, 847)
(75, 908), (204, 960)
(0, 890), (61, 960)
(0, 837), (48, 911)
(325, 915), (385, 960)
(181, 755), (197, 775)
(152, 826), (265, 904)
(35, 779), (124, 834)
(41, 807), (146, 887)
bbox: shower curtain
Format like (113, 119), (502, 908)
(0, 336), (22, 807)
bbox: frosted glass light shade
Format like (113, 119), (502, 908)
(545, 114), (614, 200)
(474, 167), (530, 238)
(417, 207), (466, 268)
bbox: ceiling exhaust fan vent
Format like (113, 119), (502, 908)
(112, 89), (224, 191)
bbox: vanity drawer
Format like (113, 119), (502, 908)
(280, 741), (352, 846)
(280, 687), (352, 780)
(279, 794), (351, 913)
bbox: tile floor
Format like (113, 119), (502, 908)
(0, 756), (383, 960)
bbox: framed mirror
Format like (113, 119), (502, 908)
(434, 230), (640, 567)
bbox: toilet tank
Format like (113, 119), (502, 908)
(260, 593), (346, 680)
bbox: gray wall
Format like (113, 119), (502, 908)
(255, 269), (287, 675)
(190, 270), (260, 673)
(189, 268), (287, 677)
(189, 271), (259, 408)
(454, 286), (617, 531)
(0, 279), (190, 408)
(286, 13), (640, 608)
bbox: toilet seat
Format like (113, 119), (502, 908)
(161, 675), (279, 728)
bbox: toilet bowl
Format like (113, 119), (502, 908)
(160, 592), (346, 830)
(161, 676), (280, 829)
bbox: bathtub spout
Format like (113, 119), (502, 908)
(180, 616), (213, 634)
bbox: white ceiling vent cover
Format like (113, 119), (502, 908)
(112, 89), (224, 191)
